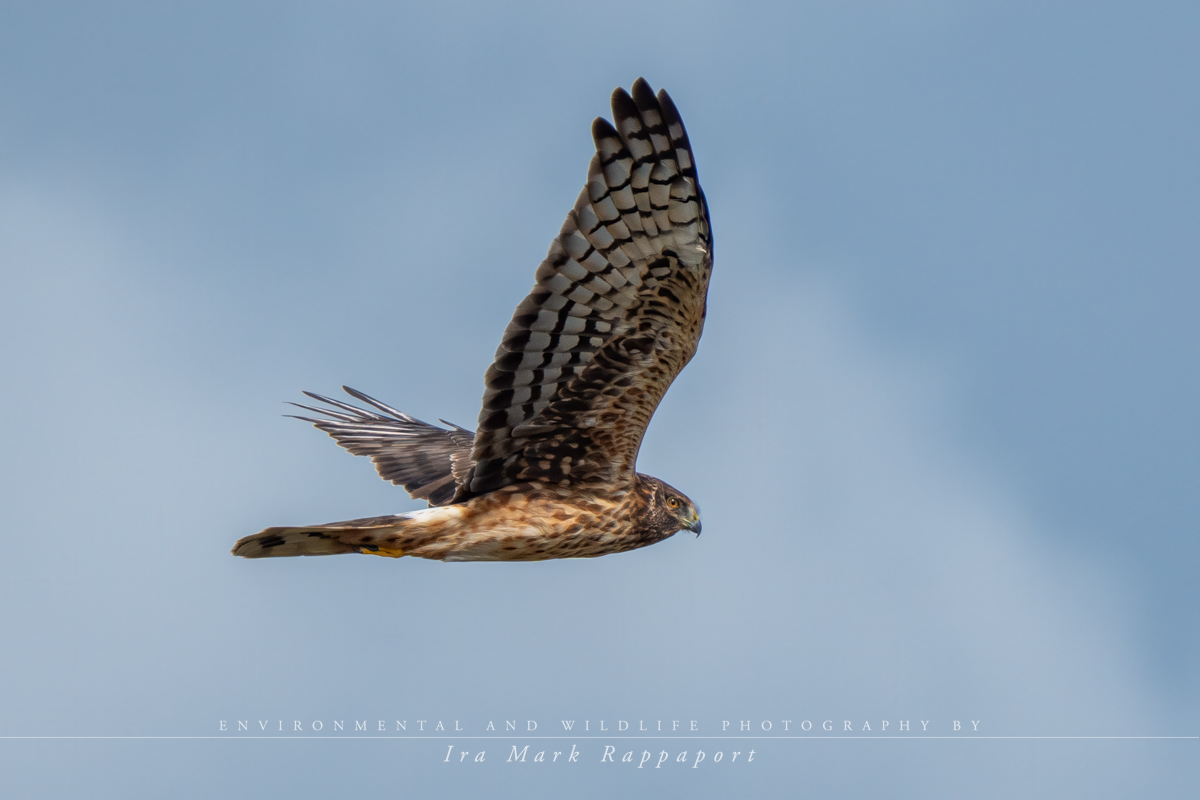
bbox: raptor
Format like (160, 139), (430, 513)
(232, 78), (711, 562)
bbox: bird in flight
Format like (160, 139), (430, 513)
(232, 78), (711, 562)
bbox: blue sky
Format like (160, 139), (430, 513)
(1, 2), (1196, 797)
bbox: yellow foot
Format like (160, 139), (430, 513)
(360, 544), (405, 558)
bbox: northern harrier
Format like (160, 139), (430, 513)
(232, 78), (711, 562)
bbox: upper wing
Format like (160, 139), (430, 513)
(460, 78), (712, 498)
(290, 386), (475, 506)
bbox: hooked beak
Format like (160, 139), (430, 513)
(684, 515), (702, 536)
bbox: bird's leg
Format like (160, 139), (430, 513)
(359, 544), (405, 558)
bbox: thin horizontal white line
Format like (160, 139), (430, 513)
(0, 736), (1194, 740)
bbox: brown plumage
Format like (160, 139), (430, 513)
(232, 78), (710, 562)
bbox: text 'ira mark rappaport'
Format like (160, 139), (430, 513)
(441, 745), (757, 767)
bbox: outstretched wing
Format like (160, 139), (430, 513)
(460, 78), (712, 498)
(290, 386), (475, 506)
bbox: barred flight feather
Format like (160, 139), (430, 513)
(463, 77), (711, 498)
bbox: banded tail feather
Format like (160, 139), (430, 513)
(231, 515), (412, 559)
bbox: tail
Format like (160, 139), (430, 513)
(231, 514), (412, 559)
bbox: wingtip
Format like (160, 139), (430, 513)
(592, 115), (618, 141)
(610, 85), (638, 121)
(301, 389), (336, 404)
(631, 77), (656, 104)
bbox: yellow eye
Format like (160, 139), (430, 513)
(667, 496), (679, 508)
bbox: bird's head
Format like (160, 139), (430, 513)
(638, 474), (702, 538)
